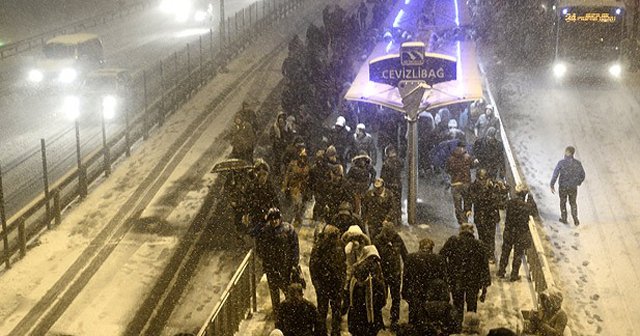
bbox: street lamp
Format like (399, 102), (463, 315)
(101, 96), (116, 176)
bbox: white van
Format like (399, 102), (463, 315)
(28, 33), (104, 85)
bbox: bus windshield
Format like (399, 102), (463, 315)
(43, 43), (75, 59)
(557, 6), (623, 62)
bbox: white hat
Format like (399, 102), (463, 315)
(336, 116), (346, 127)
(356, 123), (366, 130)
(448, 119), (458, 128)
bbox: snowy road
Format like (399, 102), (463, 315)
(0, 0), (254, 216)
(495, 68), (640, 335)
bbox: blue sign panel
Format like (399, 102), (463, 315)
(369, 55), (457, 87)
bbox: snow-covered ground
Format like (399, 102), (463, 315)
(489, 64), (640, 335)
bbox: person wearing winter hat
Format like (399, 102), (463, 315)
(353, 123), (377, 165)
(347, 245), (386, 336)
(329, 116), (352, 163)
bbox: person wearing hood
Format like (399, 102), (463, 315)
(527, 288), (568, 336)
(440, 224), (491, 323)
(347, 153), (376, 216)
(346, 245), (387, 336)
(270, 112), (291, 177)
(352, 123), (377, 165)
(332, 201), (362, 235)
(329, 116), (352, 163)
(447, 119), (466, 143)
(342, 225), (371, 284)
(446, 140), (475, 225)
(472, 126), (505, 179)
(474, 104), (500, 139)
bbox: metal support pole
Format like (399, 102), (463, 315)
(124, 103), (131, 157)
(219, 0), (225, 45)
(143, 70), (149, 140)
(160, 60), (165, 126)
(398, 82), (427, 226)
(75, 120), (87, 198)
(40, 139), (51, 229)
(101, 113), (111, 177)
(0, 165), (10, 269)
(199, 36), (203, 85)
(406, 116), (418, 226)
(187, 43), (192, 92)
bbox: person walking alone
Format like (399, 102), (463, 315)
(550, 146), (585, 226)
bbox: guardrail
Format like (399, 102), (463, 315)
(480, 63), (557, 306)
(197, 249), (257, 336)
(0, 0), (305, 271)
(0, 0), (153, 61)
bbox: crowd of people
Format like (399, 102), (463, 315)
(213, 0), (572, 335)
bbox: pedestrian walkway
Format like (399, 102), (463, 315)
(237, 172), (534, 335)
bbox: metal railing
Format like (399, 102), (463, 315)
(480, 63), (557, 306)
(197, 249), (257, 336)
(0, 0), (153, 60)
(0, 0), (305, 271)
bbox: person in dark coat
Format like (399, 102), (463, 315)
(440, 224), (491, 323)
(310, 225), (346, 336)
(550, 145), (585, 226)
(275, 283), (321, 336)
(332, 201), (362, 235)
(352, 123), (377, 165)
(309, 149), (331, 221)
(498, 183), (537, 281)
(245, 159), (279, 237)
(362, 178), (396, 238)
(329, 116), (353, 163)
(472, 127), (505, 179)
(373, 222), (408, 330)
(380, 145), (403, 225)
(256, 208), (300, 314)
(423, 279), (461, 335)
(468, 168), (508, 262)
(403, 237), (448, 326)
(325, 160), (352, 223)
(229, 113), (256, 162)
(270, 112), (291, 177)
(446, 141), (475, 225)
(347, 245), (387, 336)
(347, 154), (376, 215)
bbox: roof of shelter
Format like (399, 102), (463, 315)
(344, 0), (483, 113)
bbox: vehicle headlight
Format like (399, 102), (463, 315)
(553, 63), (567, 78)
(59, 68), (78, 83)
(28, 69), (44, 83)
(102, 95), (117, 120)
(609, 64), (622, 78)
(63, 95), (81, 120)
